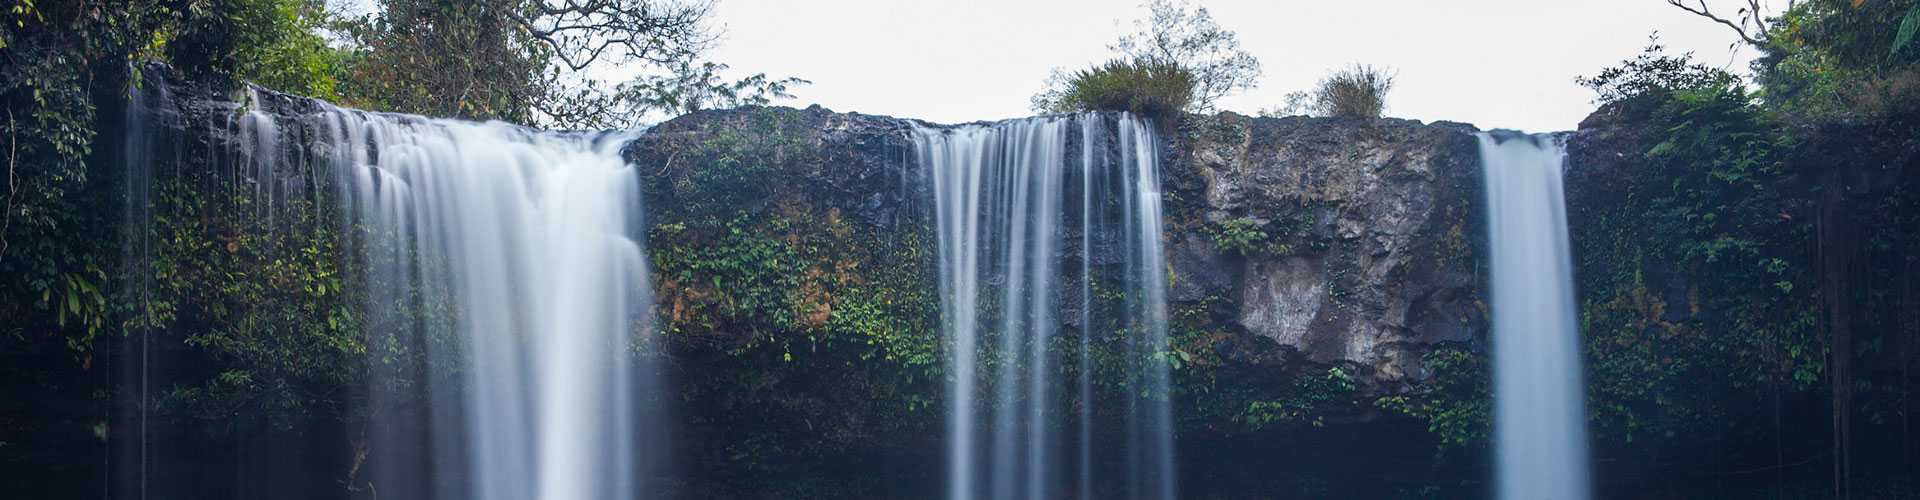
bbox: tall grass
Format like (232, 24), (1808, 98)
(1284, 64), (1396, 119)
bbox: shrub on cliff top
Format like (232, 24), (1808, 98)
(1031, 0), (1260, 115)
(1274, 64), (1397, 119)
(1035, 59), (1195, 121)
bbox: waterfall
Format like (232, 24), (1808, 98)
(212, 93), (665, 499)
(120, 71), (171, 500)
(916, 113), (1174, 500)
(1479, 132), (1589, 500)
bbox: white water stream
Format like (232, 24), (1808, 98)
(918, 113), (1173, 500)
(318, 106), (660, 500)
(1480, 132), (1590, 500)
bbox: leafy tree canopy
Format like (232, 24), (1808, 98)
(338, 0), (807, 128)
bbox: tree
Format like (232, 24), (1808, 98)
(622, 60), (809, 116)
(339, 0), (805, 128)
(1111, 0), (1260, 112)
(1032, 0), (1260, 114)
(1576, 36), (1741, 105)
(338, 0), (551, 123)
(165, 0), (345, 99)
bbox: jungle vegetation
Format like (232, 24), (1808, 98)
(0, 0), (1917, 498)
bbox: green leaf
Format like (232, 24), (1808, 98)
(1896, 5), (1920, 56)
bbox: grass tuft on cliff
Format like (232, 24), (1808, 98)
(1035, 58), (1196, 122)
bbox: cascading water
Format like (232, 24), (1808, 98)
(916, 113), (1173, 500)
(324, 108), (663, 500)
(1479, 132), (1589, 500)
(123, 84), (667, 499)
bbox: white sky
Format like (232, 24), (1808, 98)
(703, 0), (1786, 132)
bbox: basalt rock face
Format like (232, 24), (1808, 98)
(1166, 114), (1487, 389)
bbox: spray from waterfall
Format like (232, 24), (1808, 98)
(1480, 131), (1589, 500)
(917, 112), (1173, 500)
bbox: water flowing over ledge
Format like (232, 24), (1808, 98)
(126, 81), (667, 500)
(916, 113), (1174, 500)
(1479, 131), (1589, 500)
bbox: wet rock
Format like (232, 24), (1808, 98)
(1168, 233), (1234, 301)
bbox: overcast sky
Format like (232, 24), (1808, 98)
(701, 0), (1785, 132)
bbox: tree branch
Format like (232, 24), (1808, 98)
(507, 0), (717, 72)
(1663, 0), (1770, 46)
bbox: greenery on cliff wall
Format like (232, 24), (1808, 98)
(633, 108), (942, 494)
(1564, 2), (1920, 495)
(1, 3), (351, 492)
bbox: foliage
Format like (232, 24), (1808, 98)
(1108, 0), (1260, 113)
(1239, 367), (1355, 429)
(1576, 5), (1920, 491)
(1577, 36), (1740, 106)
(1375, 347), (1490, 448)
(655, 108), (791, 220)
(143, 181), (364, 430)
(1201, 215), (1311, 256)
(1572, 79), (1820, 449)
(335, 0), (551, 124)
(1032, 0), (1258, 115)
(0, 0), (351, 359)
(623, 60), (811, 117)
(1275, 64), (1396, 119)
(1753, 0), (1920, 120)
(163, 0), (344, 99)
(1897, 3), (1920, 56)
(1780, 0), (1920, 71)
(646, 106), (939, 384)
(337, 0), (802, 128)
(1203, 218), (1268, 255)
(1, 1), (173, 358)
(1033, 58), (1195, 122)
(638, 110), (947, 486)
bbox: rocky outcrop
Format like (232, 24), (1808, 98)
(625, 104), (919, 228)
(1167, 114), (1486, 387)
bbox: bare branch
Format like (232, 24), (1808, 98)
(507, 0), (717, 73)
(1663, 0), (1771, 46)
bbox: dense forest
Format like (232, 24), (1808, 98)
(3, 0), (1920, 498)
